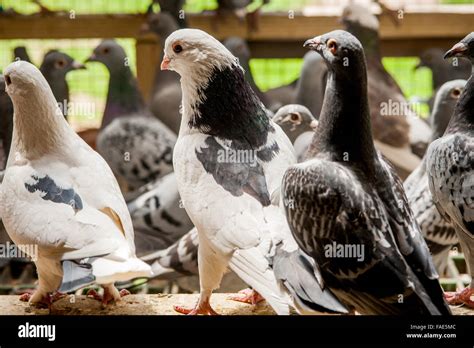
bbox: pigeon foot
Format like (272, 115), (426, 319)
(445, 287), (474, 308)
(227, 288), (264, 305)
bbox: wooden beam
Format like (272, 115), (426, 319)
(0, 10), (472, 41)
(135, 37), (159, 102)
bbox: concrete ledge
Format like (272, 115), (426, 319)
(0, 294), (472, 315)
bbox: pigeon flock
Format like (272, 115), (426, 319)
(0, 2), (472, 316)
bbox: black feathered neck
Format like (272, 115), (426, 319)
(309, 52), (376, 173)
(445, 74), (474, 134)
(189, 64), (272, 148)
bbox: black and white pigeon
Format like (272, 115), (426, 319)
(294, 50), (327, 118)
(416, 48), (471, 111)
(426, 33), (474, 308)
(0, 61), (151, 306)
(272, 104), (318, 162)
(405, 79), (465, 275)
(161, 28), (348, 315)
(283, 30), (451, 315)
(127, 171), (193, 254)
(141, 227), (246, 292)
(143, 8), (183, 134)
(86, 40), (176, 191)
(40, 50), (86, 119)
(341, 3), (430, 178)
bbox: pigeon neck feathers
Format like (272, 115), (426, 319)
(183, 62), (271, 148)
(446, 74), (474, 134)
(7, 69), (73, 159)
(310, 47), (376, 170)
(102, 65), (145, 129)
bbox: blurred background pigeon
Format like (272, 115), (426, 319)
(86, 39), (176, 191)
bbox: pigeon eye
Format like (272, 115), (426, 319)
(173, 43), (183, 54)
(55, 59), (66, 69)
(451, 88), (462, 98)
(4, 75), (11, 86)
(290, 113), (301, 123)
(102, 47), (110, 54)
(327, 39), (338, 55)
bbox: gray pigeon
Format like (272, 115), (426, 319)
(128, 172), (193, 254)
(40, 50), (86, 119)
(416, 47), (471, 110)
(272, 104), (318, 161)
(341, 3), (430, 179)
(294, 50), (327, 118)
(283, 30), (451, 315)
(86, 39), (176, 191)
(143, 9), (182, 134)
(426, 33), (474, 308)
(404, 79), (466, 275)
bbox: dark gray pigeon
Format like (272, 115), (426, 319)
(86, 39), (176, 191)
(294, 50), (327, 118)
(40, 50), (86, 119)
(153, 0), (187, 28)
(416, 47), (471, 110)
(272, 104), (318, 162)
(13, 46), (32, 63)
(143, 9), (182, 134)
(426, 33), (474, 308)
(283, 30), (451, 315)
(405, 79), (465, 275)
(341, 3), (430, 179)
(223, 36), (270, 107)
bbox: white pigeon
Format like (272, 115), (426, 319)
(161, 28), (347, 315)
(0, 61), (151, 307)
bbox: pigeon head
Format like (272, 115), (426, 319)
(86, 39), (128, 72)
(444, 32), (474, 64)
(223, 37), (251, 63)
(40, 50), (85, 78)
(161, 29), (238, 77)
(304, 30), (366, 77)
(272, 104), (318, 142)
(3, 60), (53, 99)
(430, 79), (466, 139)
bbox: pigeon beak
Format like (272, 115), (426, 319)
(303, 37), (322, 51)
(161, 55), (171, 71)
(310, 119), (319, 131)
(84, 53), (97, 63)
(71, 60), (86, 70)
(444, 42), (468, 59)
